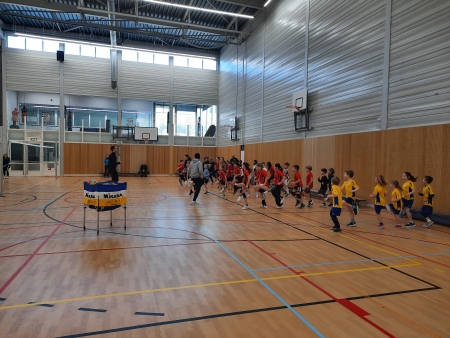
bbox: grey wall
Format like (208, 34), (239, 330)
(5, 48), (219, 106)
(218, 0), (450, 146)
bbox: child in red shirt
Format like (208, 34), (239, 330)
(304, 166), (313, 207)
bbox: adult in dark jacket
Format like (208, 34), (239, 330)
(3, 154), (10, 179)
(187, 153), (203, 205)
(139, 161), (149, 177)
(108, 145), (120, 182)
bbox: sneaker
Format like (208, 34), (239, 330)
(405, 222), (416, 228)
(178, 178), (182, 185)
(277, 204), (284, 209)
(353, 205), (359, 215)
(285, 193), (290, 198)
(346, 221), (356, 227)
(237, 196), (242, 201)
(280, 197), (285, 204)
(410, 222), (416, 227)
(221, 194), (226, 198)
(204, 191), (208, 194)
(423, 221), (434, 228)
(393, 224), (402, 228)
(378, 224), (384, 229)
(191, 201), (199, 205)
(295, 200), (300, 207)
(256, 193), (260, 198)
(330, 227), (338, 231)
(320, 204), (327, 208)
(242, 205), (249, 210)
(308, 200), (313, 206)
(299, 204), (305, 209)
(263, 191), (267, 197)
(260, 205), (267, 209)
(332, 228), (342, 233)
(307, 203), (313, 208)
(328, 203), (333, 207)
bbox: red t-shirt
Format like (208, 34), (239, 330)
(294, 172), (303, 188)
(258, 170), (269, 187)
(306, 172), (313, 188)
(178, 164), (184, 173)
(219, 170), (227, 182)
(215, 162), (220, 171)
(268, 166), (275, 178)
(234, 167), (242, 178)
(226, 165), (234, 177)
(243, 169), (250, 184)
(274, 170), (284, 185)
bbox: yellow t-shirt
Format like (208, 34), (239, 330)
(391, 189), (403, 210)
(422, 185), (434, 207)
(331, 185), (343, 209)
(402, 180), (415, 201)
(341, 179), (358, 198)
(373, 185), (386, 206)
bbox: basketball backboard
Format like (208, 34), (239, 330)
(292, 88), (307, 111)
(134, 127), (158, 141)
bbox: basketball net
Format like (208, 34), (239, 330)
(286, 104), (302, 112)
(144, 138), (149, 144)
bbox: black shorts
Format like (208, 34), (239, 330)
(318, 188), (327, 195)
(235, 177), (243, 184)
(204, 179), (209, 185)
(304, 187), (311, 194)
(219, 180), (225, 186)
(227, 176), (233, 182)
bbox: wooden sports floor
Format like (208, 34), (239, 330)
(1, 177), (450, 338)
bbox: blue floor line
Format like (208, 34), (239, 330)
(200, 227), (325, 338)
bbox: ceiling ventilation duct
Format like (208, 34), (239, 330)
(107, 0), (118, 89)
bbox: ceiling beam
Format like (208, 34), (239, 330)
(216, 0), (265, 9)
(0, 0), (251, 37)
(2, 12), (231, 44)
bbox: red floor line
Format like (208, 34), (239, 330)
(248, 240), (302, 275)
(273, 208), (450, 265)
(0, 224), (59, 231)
(0, 207), (76, 295)
(0, 235), (53, 253)
(73, 177), (84, 184)
(248, 238), (395, 337)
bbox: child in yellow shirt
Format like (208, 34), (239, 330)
(389, 180), (403, 228)
(418, 176), (434, 228)
(341, 170), (359, 227)
(370, 175), (387, 229)
(328, 177), (343, 233)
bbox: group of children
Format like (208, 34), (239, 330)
(176, 157), (436, 232)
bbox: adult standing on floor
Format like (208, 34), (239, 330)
(188, 153), (204, 205)
(108, 145), (120, 183)
(3, 154), (10, 179)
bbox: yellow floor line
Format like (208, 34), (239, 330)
(0, 261), (420, 311)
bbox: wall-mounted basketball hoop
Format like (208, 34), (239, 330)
(288, 89), (313, 132)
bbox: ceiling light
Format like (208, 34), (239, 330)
(12, 33), (217, 60)
(264, 0), (273, 7)
(142, 0), (254, 19)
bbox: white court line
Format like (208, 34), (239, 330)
(8, 179), (55, 194)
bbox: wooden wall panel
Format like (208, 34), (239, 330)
(217, 145), (241, 161)
(64, 143), (110, 175)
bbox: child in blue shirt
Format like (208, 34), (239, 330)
(203, 164), (210, 194)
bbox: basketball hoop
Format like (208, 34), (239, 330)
(143, 138), (149, 144)
(286, 104), (302, 112)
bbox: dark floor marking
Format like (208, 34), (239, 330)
(78, 308), (107, 313)
(134, 312), (165, 316)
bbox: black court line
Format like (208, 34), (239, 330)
(57, 286), (439, 338)
(0, 297), (6, 301)
(78, 308), (107, 313)
(207, 191), (441, 289)
(134, 312), (165, 316)
(28, 302), (54, 307)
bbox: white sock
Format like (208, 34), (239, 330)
(426, 217), (431, 222)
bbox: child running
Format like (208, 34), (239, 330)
(177, 159), (185, 186)
(328, 177), (343, 233)
(203, 163), (210, 194)
(402, 172), (417, 228)
(317, 168), (329, 207)
(283, 162), (291, 197)
(272, 163), (285, 208)
(418, 176), (434, 228)
(253, 163), (269, 209)
(341, 170), (359, 227)
(218, 164), (227, 197)
(290, 165), (305, 209)
(370, 175), (387, 229)
(237, 162), (251, 209)
(327, 168), (335, 206)
(389, 180), (403, 228)
(304, 166), (313, 207)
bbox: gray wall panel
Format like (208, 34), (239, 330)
(218, 44), (238, 146)
(262, 0), (306, 142)
(5, 49), (59, 93)
(173, 67), (219, 105)
(307, 0), (385, 137)
(388, 0), (450, 128)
